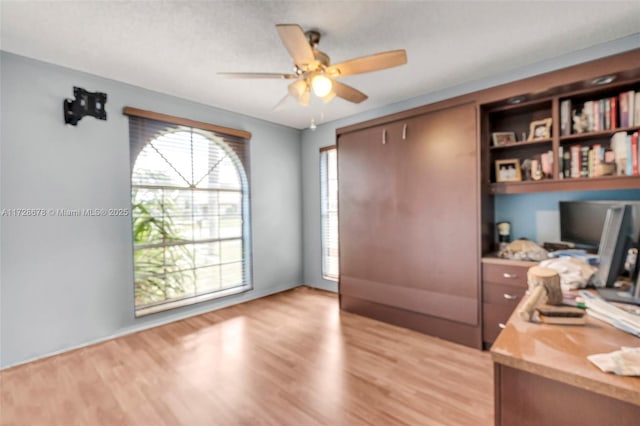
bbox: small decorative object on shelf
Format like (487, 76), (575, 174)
(492, 131), (516, 146)
(497, 221), (511, 252)
(528, 118), (552, 140)
(531, 159), (543, 180)
(572, 111), (589, 134)
(495, 159), (522, 182)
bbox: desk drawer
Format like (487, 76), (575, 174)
(482, 263), (529, 287)
(483, 303), (515, 345)
(483, 282), (526, 307)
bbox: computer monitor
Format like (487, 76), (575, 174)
(597, 259), (640, 306)
(559, 201), (640, 249)
(594, 205), (640, 306)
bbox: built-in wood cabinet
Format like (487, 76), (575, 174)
(337, 102), (482, 349)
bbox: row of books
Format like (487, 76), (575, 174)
(560, 90), (640, 136)
(559, 131), (639, 178)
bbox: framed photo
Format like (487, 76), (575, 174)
(492, 132), (516, 147)
(495, 159), (522, 182)
(528, 118), (552, 140)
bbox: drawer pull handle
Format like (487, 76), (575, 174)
(503, 273), (517, 279)
(402, 124), (408, 140)
(382, 128), (387, 144)
(498, 323), (506, 329)
(503, 293), (518, 300)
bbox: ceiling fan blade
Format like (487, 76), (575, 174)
(276, 24), (315, 68)
(326, 49), (407, 77)
(332, 80), (368, 104)
(272, 94), (291, 111)
(218, 72), (297, 79)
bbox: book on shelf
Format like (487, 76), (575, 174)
(592, 143), (602, 177)
(604, 98), (611, 130)
(610, 96), (618, 129)
(580, 146), (589, 177)
(611, 131), (628, 175)
(620, 92), (629, 128)
(635, 92), (640, 126)
(570, 145), (580, 178)
(628, 90), (636, 127)
(619, 90), (638, 128)
(630, 132), (639, 176)
(560, 99), (571, 136)
(626, 136), (634, 176)
(583, 100), (594, 132)
(561, 147), (570, 179)
(593, 100), (601, 131)
(541, 151), (552, 177)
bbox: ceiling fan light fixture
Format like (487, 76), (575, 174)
(311, 74), (333, 97)
(322, 90), (336, 103)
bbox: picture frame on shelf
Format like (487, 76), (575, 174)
(492, 132), (516, 146)
(528, 118), (552, 140)
(495, 159), (522, 182)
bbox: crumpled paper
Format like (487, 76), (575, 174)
(587, 347), (640, 376)
(499, 239), (548, 262)
(539, 257), (597, 290)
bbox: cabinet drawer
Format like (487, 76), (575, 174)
(482, 263), (530, 287)
(483, 303), (515, 344)
(483, 282), (526, 307)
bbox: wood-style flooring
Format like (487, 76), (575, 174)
(0, 287), (493, 425)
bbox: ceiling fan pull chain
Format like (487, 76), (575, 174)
(402, 124), (408, 140)
(382, 128), (387, 144)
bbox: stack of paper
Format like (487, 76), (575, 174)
(579, 291), (640, 338)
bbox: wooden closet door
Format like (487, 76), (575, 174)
(338, 122), (404, 290)
(338, 102), (479, 327)
(393, 102), (479, 325)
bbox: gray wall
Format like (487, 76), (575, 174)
(0, 52), (303, 368)
(301, 34), (640, 291)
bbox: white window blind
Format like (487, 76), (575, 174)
(127, 110), (252, 316)
(320, 147), (339, 281)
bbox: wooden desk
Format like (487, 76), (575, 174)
(491, 300), (640, 426)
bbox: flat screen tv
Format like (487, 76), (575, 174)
(559, 201), (640, 249)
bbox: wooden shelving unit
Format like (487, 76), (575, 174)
(490, 175), (640, 194)
(484, 77), (640, 194)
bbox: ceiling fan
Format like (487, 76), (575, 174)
(218, 24), (407, 107)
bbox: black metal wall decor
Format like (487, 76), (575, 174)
(63, 86), (107, 125)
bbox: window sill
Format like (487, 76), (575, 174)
(135, 284), (252, 317)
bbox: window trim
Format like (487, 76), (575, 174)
(123, 107), (252, 139)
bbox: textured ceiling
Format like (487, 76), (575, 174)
(1, 1), (639, 129)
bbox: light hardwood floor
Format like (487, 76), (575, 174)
(0, 287), (493, 425)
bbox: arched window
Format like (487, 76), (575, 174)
(128, 113), (251, 316)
